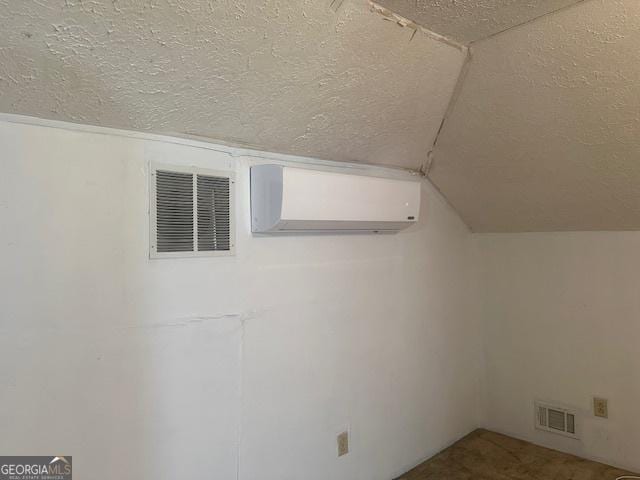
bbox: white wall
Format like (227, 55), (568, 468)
(0, 119), (484, 480)
(476, 232), (640, 472)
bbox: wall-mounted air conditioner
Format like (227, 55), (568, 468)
(250, 165), (421, 234)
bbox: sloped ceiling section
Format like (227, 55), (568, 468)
(430, 0), (640, 232)
(374, 0), (582, 43)
(0, 0), (464, 171)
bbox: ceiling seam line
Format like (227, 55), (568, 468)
(421, 47), (472, 176)
(424, 174), (475, 232)
(469, 0), (597, 45)
(367, 0), (467, 52)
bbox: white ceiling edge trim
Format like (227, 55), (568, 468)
(1, 112), (474, 234)
(0, 112), (424, 182)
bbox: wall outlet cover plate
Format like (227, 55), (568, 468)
(594, 397), (609, 418)
(337, 431), (349, 457)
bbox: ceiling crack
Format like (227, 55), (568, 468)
(368, 0), (467, 51)
(329, 0), (346, 13)
(421, 46), (472, 176)
(469, 0), (597, 45)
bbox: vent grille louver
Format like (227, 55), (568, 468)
(566, 413), (575, 434)
(151, 164), (234, 258)
(538, 406), (548, 427)
(548, 409), (566, 431)
(535, 401), (578, 439)
(156, 170), (194, 253)
(197, 175), (231, 251)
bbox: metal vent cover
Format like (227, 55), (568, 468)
(548, 408), (566, 432)
(535, 401), (578, 439)
(156, 170), (194, 253)
(150, 164), (235, 258)
(197, 175), (231, 251)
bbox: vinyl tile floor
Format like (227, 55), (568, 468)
(396, 429), (638, 480)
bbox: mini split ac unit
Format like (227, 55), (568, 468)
(250, 165), (421, 233)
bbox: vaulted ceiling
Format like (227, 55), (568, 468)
(430, 0), (640, 232)
(375, 0), (583, 43)
(0, 0), (463, 170)
(1, 0), (639, 231)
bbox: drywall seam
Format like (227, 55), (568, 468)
(368, 1), (467, 52)
(0, 113), (420, 180)
(366, 1), (469, 179)
(469, 0), (593, 45)
(429, 0), (640, 232)
(370, 0), (594, 182)
(421, 47), (473, 176)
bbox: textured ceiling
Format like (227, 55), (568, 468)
(3, 0), (640, 232)
(0, 0), (464, 171)
(430, 0), (640, 232)
(373, 0), (582, 43)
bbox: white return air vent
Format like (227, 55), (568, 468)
(150, 164), (235, 258)
(250, 164), (420, 233)
(535, 401), (579, 439)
